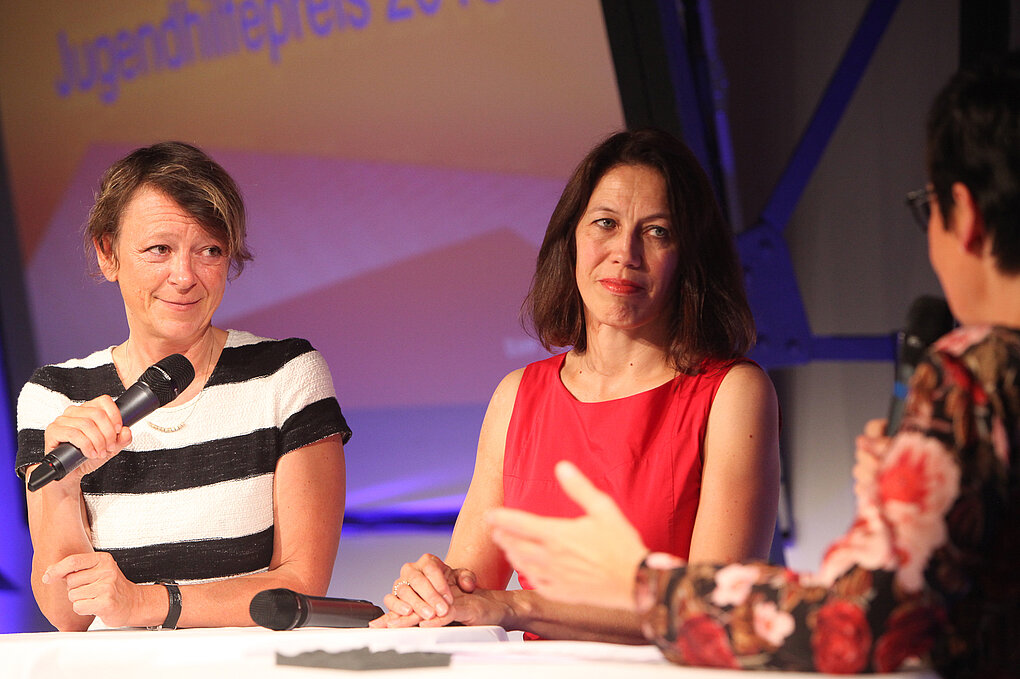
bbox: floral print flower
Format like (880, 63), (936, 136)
(818, 506), (896, 586)
(879, 432), (961, 591)
(636, 326), (1019, 676)
(676, 615), (740, 669)
(752, 600), (794, 647)
(873, 603), (940, 672)
(811, 600), (872, 674)
(710, 563), (760, 607)
(934, 325), (991, 356)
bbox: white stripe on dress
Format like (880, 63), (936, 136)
(132, 349), (336, 450)
(87, 473), (274, 550)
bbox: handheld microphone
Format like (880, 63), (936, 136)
(887, 296), (954, 434)
(249, 588), (384, 630)
(27, 353), (195, 492)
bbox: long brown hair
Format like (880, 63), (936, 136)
(524, 128), (754, 372)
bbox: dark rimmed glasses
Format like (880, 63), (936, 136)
(905, 187), (935, 231)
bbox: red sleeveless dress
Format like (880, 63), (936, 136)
(503, 353), (739, 590)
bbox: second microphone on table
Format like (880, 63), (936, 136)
(250, 588), (384, 630)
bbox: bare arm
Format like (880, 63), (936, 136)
(443, 579), (647, 642)
(373, 370), (522, 625)
(26, 472), (101, 631)
(40, 436), (346, 629)
(377, 369), (652, 642)
(689, 362), (781, 563)
(25, 395), (131, 630)
(445, 369), (522, 584)
(170, 434), (346, 627)
(504, 363), (777, 640)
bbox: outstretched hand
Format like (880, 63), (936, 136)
(487, 460), (648, 611)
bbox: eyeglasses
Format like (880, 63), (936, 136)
(905, 187), (935, 231)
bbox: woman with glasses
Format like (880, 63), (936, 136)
(489, 52), (1020, 677)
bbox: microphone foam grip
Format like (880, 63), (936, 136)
(141, 353), (196, 406)
(902, 296), (954, 364)
(250, 588), (301, 631)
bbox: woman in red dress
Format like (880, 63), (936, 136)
(372, 128), (781, 642)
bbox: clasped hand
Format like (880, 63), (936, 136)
(371, 554), (511, 628)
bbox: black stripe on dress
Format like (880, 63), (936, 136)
(15, 428), (45, 477)
(105, 527), (275, 584)
(81, 428), (282, 494)
(283, 398), (351, 449)
(210, 337), (315, 387)
(28, 364), (122, 403)
(78, 397), (347, 494)
(28, 336), (316, 396)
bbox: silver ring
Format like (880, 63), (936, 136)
(393, 579), (411, 596)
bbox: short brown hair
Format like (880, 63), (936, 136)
(87, 141), (252, 278)
(524, 128), (754, 372)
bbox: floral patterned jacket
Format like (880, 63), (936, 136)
(635, 326), (1020, 677)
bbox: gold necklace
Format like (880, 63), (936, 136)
(148, 422), (185, 433)
(147, 389), (206, 433)
(122, 336), (217, 434)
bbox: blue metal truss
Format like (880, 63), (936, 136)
(733, 0), (902, 368)
(621, 0), (902, 368)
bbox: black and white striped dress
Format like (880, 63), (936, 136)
(15, 330), (351, 586)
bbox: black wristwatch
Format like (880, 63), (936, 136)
(149, 579), (181, 630)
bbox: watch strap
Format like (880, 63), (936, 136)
(151, 579), (181, 630)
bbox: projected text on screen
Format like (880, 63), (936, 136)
(54, 0), (501, 105)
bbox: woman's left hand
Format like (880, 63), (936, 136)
(371, 553), (483, 628)
(372, 585), (513, 629)
(42, 551), (154, 628)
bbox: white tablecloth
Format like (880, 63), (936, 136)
(0, 625), (939, 679)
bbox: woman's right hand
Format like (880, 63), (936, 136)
(371, 553), (478, 627)
(41, 395), (132, 483)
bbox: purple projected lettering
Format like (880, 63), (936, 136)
(388, 0), (499, 21)
(53, 0), (499, 104)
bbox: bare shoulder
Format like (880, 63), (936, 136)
(694, 362), (781, 562)
(708, 361), (779, 442)
(723, 359), (772, 384)
(717, 361), (777, 406)
(476, 368), (526, 458)
(488, 367), (526, 412)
